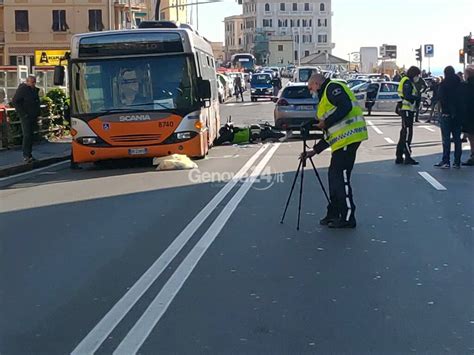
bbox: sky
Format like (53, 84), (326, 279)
(193, 0), (474, 74)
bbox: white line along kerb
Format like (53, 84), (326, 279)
(71, 144), (270, 355)
(418, 172), (447, 191)
(367, 120), (383, 135)
(113, 143), (281, 355)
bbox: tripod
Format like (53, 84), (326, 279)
(280, 125), (330, 230)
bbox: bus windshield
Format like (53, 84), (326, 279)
(71, 55), (200, 115)
(232, 55), (255, 71)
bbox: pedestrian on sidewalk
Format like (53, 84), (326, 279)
(460, 65), (474, 166)
(396, 66), (420, 165)
(234, 75), (244, 102)
(302, 73), (368, 229)
(11, 75), (41, 163)
(435, 66), (463, 169)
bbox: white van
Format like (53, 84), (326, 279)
(293, 66), (320, 83)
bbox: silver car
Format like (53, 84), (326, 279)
(274, 83), (319, 131)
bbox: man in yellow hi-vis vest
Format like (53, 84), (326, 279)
(302, 73), (368, 229)
(396, 66), (421, 164)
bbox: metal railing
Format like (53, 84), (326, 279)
(0, 106), (65, 149)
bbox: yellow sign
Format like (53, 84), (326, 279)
(34, 50), (69, 66)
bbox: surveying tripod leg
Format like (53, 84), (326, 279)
(309, 157), (330, 204)
(280, 159), (302, 224)
(297, 160), (305, 231)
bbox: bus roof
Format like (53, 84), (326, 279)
(70, 28), (213, 59)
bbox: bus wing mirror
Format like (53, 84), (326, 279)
(198, 79), (212, 101)
(54, 66), (65, 86)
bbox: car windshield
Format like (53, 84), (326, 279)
(71, 55), (199, 115)
(298, 69), (318, 82)
(283, 86), (313, 99)
(251, 74), (272, 85)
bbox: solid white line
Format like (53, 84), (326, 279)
(418, 172), (447, 191)
(113, 143), (281, 355)
(243, 103), (252, 106)
(420, 126), (435, 132)
(384, 137), (395, 144)
(367, 120), (383, 135)
(70, 145), (269, 355)
(0, 160), (69, 182)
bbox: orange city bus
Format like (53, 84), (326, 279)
(59, 23), (220, 165)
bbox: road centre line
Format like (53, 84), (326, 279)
(113, 143), (281, 355)
(367, 120), (383, 135)
(384, 137), (395, 144)
(71, 145), (269, 355)
(418, 172), (447, 191)
(420, 126), (436, 132)
(0, 160), (69, 182)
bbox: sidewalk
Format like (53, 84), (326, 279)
(0, 138), (71, 178)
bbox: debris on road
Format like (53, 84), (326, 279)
(153, 154), (198, 171)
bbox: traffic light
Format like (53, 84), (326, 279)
(459, 49), (465, 64)
(415, 46), (422, 62)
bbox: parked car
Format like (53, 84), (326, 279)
(250, 73), (274, 102)
(293, 66), (320, 83)
(352, 81), (401, 115)
(217, 79), (225, 103)
(346, 78), (371, 88)
(217, 73), (231, 99)
(274, 83), (319, 131)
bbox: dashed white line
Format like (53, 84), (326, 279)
(418, 172), (447, 191)
(420, 126), (436, 132)
(367, 120), (383, 135)
(384, 137), (395, 144)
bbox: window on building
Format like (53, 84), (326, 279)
(318, 19), (321, 27)
(278, 45), (284, 51)
(320, 3), (325, 11)
(238, 38), (242, 45)
(309, 19), (312, 26)
(280, 3), (285, 11)
(297, 19), (300, 27)
(263, 19), (272, 27)
(52, 10), (69, 32)
(302, 19), (307, 27)
(318, 34), (328, 43)
(304, 50), (310, 57)
(304, 3), (310, 11)
(290, 19), (294, 27)
(292, 3), (297, 11)
(88, 9), (104, 31)
(295, 50), (298, 61)
(324, 19), (328, 26)
(15, 10), (29, 32)
(265, 3), (270, 11)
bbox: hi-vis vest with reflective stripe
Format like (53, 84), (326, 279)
(397, 77), (418, 111)
(317, 81), (368, 152)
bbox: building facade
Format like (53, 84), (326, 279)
(240, 0), (334, 64)
(156, 0), (187, 23)
(268, 35), (293, 65)
(2, 0), (151, 68)
(210, 41), (225, 66)
(223, 15), (244, 62)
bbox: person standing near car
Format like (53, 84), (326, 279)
(396, 66), (420, 165)
(435, 66), (462, 169)
(427, 77), (441, 123)
(234, 75), (244, 102)
(460, 66), (474, 166)
(11, 75), (41, 163)
(302, 73), (368, 229)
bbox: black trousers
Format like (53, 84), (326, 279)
(396, 110), (414, 159)
(415, 97), (421, 121)
(19, 115), (35, 158)
(326, 142), (360, 222)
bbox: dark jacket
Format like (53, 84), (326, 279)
(12, 83), (41, 118)
(460, 76), (474, 134)
(414, 77), (427, 97)
(313, 79), (353, 153)
(438, 74), (461, 118)
(402, 79), (418, 103)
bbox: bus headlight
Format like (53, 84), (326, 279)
(177, 132), (192, 140)
(81, 137), (97, 145)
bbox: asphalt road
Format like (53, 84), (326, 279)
(1, 91), (473, 354)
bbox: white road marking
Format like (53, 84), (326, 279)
(420, 126), (436, 132)
(243, 103), (252, 106)
(384, 137), (395, 144)
(71, 145), (269, 355)
(367, 120), (383, 135)
(418, 172), (447, 191)
(0, 160), (69, 182)
(113, 143), (280, 355)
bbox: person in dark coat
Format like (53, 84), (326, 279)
(11, 75), (41, 163)
(435, 66), (462, 169)
(460, 66), (474, 165)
